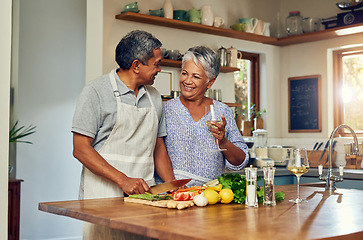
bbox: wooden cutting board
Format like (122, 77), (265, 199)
(124, 197), (194, 209)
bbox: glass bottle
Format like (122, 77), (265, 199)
(286, 11), (303, 36)
(276, 12), (286, 38)
(245, 165), (258, 207)
(263, 165), (276, 206)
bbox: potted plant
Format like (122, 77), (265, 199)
(249, 103), (266, 130)
(8, 121), (36, 175)
(241, 103), (266, 136)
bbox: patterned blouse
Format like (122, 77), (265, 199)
(162, 98), (249, 186)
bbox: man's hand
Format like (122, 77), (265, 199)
(119, 177), (150, 195)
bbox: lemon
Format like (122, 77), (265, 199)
(203, 190), (220, 205)
(219, 188), (234, 204)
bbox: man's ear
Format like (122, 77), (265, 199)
(131, 60), (142, 73)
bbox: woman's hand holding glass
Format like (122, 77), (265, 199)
(205, 105), (227, 151)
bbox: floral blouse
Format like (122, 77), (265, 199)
(162, 98), (249, 186)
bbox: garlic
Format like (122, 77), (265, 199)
(193, 192), (208, 207)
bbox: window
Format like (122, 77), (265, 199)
(333, 46), (363, 135)
(234, 51), (260, 120)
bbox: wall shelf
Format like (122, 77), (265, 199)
(161, 59), (239, 73)
(269, 23), (363, 46)
(115, 12), (277, 44)
(115, 12), (363, 47)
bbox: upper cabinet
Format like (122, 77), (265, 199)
(115, 12), (363, 46)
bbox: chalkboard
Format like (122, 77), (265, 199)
(288, 75), (321, 132)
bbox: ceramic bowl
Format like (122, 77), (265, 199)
(230, 23), (246, 32)
(121, 8), (140, 14)
(149, 8), (164, 17)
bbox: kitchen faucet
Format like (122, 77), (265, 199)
(318, 124), (359, 190)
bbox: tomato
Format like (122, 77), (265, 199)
(173, 192), (195, 201)
(188, 192), (195, 200)
(173, 192), (184, 201)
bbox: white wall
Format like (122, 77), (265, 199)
(0, 0), (12, 238)
(15, 0), (86, 239)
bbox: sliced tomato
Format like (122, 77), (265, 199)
(173, 192), (183, 201)
(173, 192), (193, 201)
(188, 192), (195, 200)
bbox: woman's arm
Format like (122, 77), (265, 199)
(154, 137), (176, 182)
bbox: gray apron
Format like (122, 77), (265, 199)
(82, 69), (158, 239)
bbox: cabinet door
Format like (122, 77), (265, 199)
(8, 180), (22, 240)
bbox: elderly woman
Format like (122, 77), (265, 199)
(163, 46), (249, 186)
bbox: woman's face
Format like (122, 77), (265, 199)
(180, 60), (215, 101)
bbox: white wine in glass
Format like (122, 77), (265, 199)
(205, 104), (226, 151)
(287, 148), (310, 203)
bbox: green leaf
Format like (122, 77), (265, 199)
(9, 121), (36, 144)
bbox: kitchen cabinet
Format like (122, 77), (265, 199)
(115, 12), (363, 46)
(8, 179), (23, 240)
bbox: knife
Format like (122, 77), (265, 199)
(318, 141), (330, 163)
(149, 179), (192, 194)
(309, 142), (320, 157)
(311, 142), (323, 157)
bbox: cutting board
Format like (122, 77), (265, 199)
(124, 197), (194, 209)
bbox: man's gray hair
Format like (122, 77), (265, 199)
(115, 30), (162, 70)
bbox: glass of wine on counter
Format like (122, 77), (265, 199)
(205, 104), (226, 151)
(287, 148), (310, 203)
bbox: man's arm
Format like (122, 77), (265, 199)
(73, 132), (150, 195)
(154, 137), (176, 182)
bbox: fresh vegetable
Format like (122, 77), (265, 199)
(217, 173), (249, 204)
(219, 188), (234, 204)
(174, 186), (204, 194)
(203, 189), (220, 204)
(205, 184), (223, 192)
(129, 192), (173, 201)
(173, 191), (195, 201)
(193, 192), (209, 207)
(167, 200), (194, 210)
(275, 191), (285, 201)
(205, 178), (219, 187)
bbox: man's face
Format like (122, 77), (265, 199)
(138, 48), (162, 85)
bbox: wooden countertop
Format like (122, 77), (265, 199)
(39, 185), (363, 240)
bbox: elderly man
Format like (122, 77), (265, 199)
(72, 30), (175, 239)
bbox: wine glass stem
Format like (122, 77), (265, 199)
(296, 176), (301, 200)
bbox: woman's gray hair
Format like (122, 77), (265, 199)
(115, 30), (162, 70)
(182, 46), (220, 80)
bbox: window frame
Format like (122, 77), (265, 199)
(238, 51), (260, 114)
(332, 46), (363, 136)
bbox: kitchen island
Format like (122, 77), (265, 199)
(39, 185), (363, 240)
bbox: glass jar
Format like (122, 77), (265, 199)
(286, 11), (303, 36)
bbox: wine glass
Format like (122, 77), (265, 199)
(287, 148), (310, 203)
(205, 104), (226, 151)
